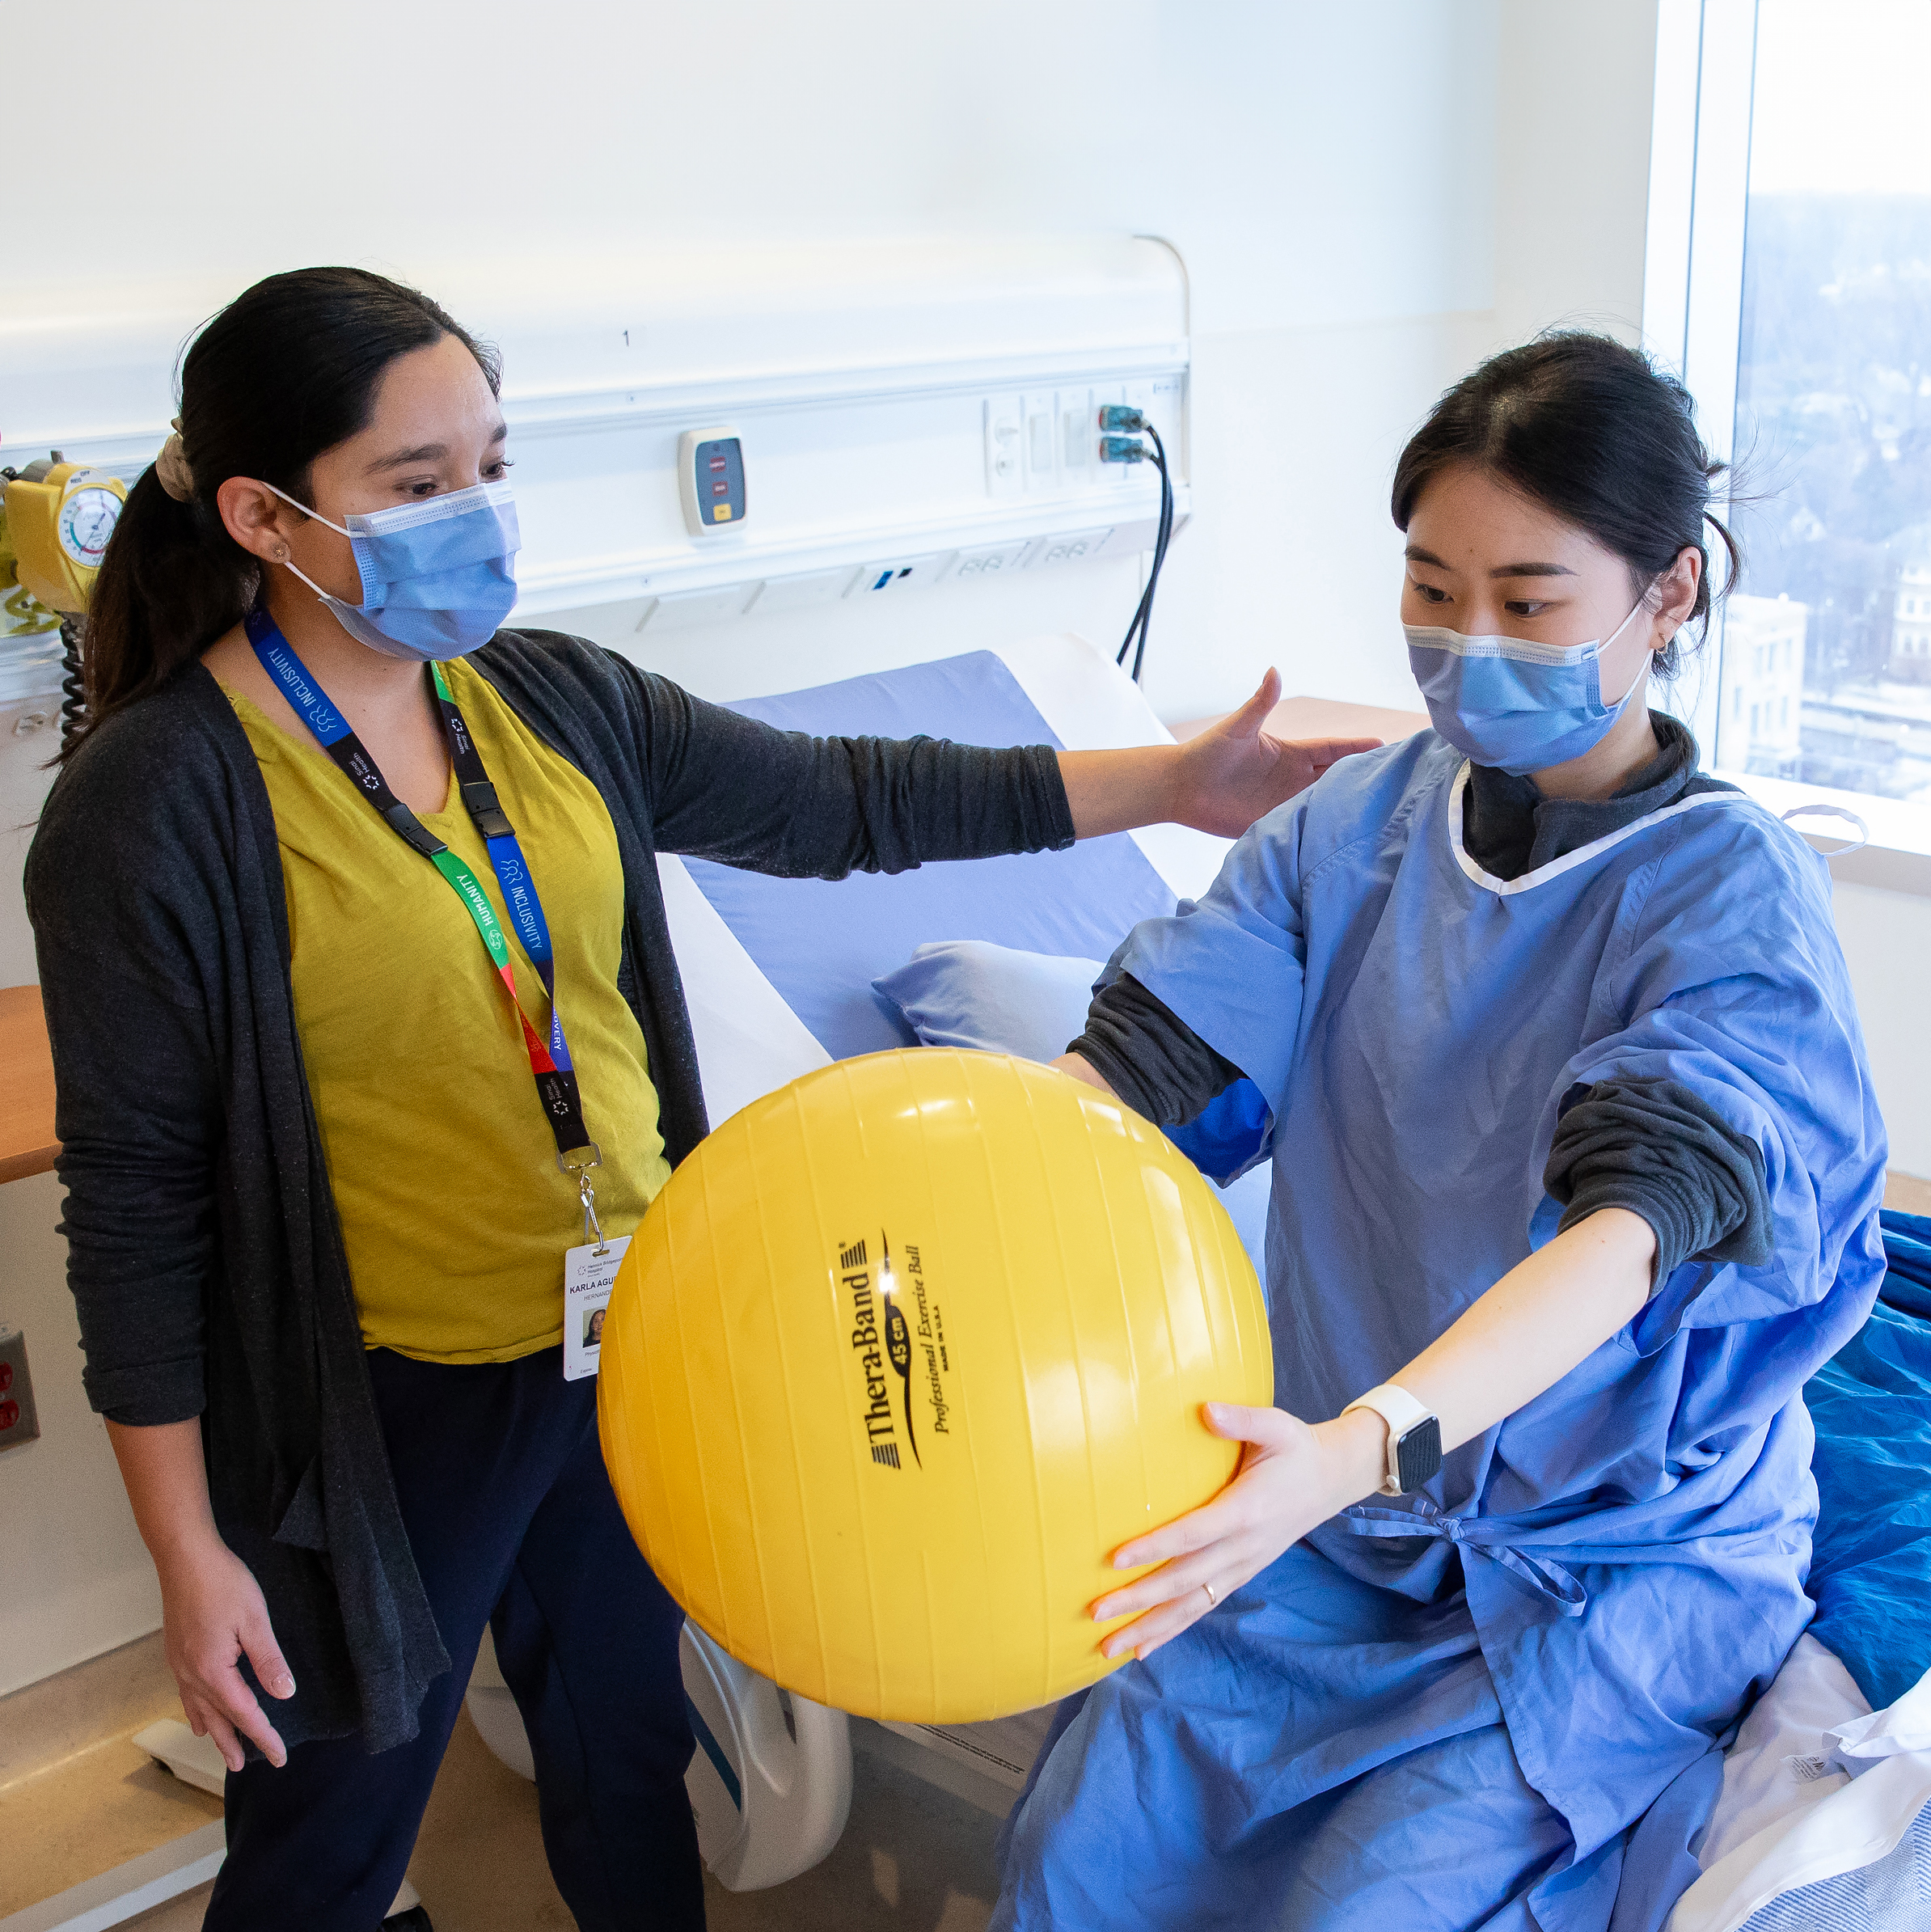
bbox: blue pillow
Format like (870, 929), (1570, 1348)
(873, 941), (1272, 1280)
(870, 941), (1101, 1065)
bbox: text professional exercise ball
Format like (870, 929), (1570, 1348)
(598, 1047), (1273, 1724)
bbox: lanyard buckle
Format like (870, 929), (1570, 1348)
(557, 1142), (602, 1179)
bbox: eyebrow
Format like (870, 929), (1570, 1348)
(365, 421), (509, 471)
(1405, 543), (1577, 580)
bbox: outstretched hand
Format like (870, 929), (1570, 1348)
(1170, 670), (1381, 837)
(1090, 1402), (1384, 1662)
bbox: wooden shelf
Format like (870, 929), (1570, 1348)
(1169, 694), (1433, 746)
(1, 985), (57, 1185)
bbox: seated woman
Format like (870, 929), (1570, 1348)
(1001, 333), (1888, 1932)
(26, 267), (1372, 1932)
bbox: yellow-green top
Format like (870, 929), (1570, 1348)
(224, 657), (670, 1363)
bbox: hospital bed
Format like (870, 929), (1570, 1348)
(464, 633), (1931, 1930)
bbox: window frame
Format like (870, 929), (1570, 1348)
(1643, 0), (1931, 890)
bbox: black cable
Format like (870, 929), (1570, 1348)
(1136, 425), (1173, 684)
(1115, 423), (1173, 683)
(1117, 427), (1171, 681)
(59, 616), (85, 747)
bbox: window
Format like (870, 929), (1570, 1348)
(1650, 0), (1931, 844)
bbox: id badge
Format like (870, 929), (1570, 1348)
(564, 1234), (631, 1381)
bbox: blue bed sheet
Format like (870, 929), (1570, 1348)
(1803, 1207), (1931, 1713)
(687, 653), (1180, 1060)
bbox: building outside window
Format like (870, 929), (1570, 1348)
(1652, 0), (1931, 858)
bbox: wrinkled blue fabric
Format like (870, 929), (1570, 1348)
(996, 733), (1887, 1932)
(1876, 1207), (1931, 1321)
(1804, 1290), (1931, 1712)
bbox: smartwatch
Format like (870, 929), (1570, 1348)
(1342, 1383), (1443, 1496)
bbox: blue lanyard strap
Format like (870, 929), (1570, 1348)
(244, 608), (596, 1173)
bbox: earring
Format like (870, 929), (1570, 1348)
(274, 545), (289, 560)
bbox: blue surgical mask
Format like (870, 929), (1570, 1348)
(264, 479), (520, 662)
(1403, 597), (1652, 776)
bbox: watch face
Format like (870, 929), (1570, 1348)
(58, 486), (122, 568)
(1394, 1415), (1443, 1494)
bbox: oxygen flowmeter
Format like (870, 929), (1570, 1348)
(0, 452), (129, 744)
(2, 457), (125, 613)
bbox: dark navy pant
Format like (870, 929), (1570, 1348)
(205, 1347), (701, 1932)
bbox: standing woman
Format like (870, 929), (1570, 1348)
(27, 268), (1367, 1932)
(995, 334), (1888, 1932)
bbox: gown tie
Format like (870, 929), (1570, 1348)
(1342, 1498), (1591, 1617)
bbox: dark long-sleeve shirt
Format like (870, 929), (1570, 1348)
(1071, 714), (1770, 1283)
(26, 628), (1074, 1752)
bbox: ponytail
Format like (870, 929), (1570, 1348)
(70, 267), (498, 760)
(77, 464), (256, 745)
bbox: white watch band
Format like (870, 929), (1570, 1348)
(1342, 1383), (1435, 1496)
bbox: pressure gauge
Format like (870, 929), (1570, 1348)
(3, 460), (129, 614)
(58, 484), (122, 567)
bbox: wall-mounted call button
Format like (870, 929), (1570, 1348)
(678, 427), (746, 535)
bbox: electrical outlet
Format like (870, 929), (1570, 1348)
(983, 396), (1024, 498)
(0, 1329), (41, 1452)
(1059, 387), (1096, 477)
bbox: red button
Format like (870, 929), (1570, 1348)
(0, 1361), (11, 1394)
(712, 481), (729, 497)
(0, 1400), (19, 1431)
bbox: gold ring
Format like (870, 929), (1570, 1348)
(1202, 1580), (1219, 1608)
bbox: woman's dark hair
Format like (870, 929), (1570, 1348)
(1390, 332), (1739, 678)
(71, 266), (499, 758)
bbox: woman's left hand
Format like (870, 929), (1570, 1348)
(1170, 670), (1381, 837)
(1092, 1401), (1385, 1661)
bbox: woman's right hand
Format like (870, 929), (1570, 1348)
(105, 1417), (298, 1772)
(157, 1533), (297, 1770)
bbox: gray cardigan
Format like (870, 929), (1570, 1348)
(25, 628), (1075, 1752)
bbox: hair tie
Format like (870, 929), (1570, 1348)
(154, 417), (196, 502)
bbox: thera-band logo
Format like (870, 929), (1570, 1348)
(843, 1232), (951, 1472)
(843, 1237), (904, 1469)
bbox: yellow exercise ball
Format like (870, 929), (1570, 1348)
(597, 1047), (1272, 1724)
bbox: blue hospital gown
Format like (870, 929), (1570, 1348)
(994, 733), (1887, 1932)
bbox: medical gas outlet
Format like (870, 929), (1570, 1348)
(678, 428), (746, 535)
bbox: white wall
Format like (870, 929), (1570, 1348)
(0, 1174), (162, 1696)
(1491, 0), (1662, 352)
(1833, 882), (1931, 1175)
(1, 0), (1515, 732)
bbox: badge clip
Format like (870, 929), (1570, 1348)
(559, 1143), (606, 1254)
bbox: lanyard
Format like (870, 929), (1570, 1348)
(244, 608), (604, 1230)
